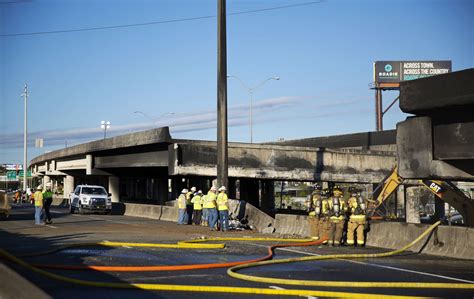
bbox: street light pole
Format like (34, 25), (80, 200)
(227, 75), (280, 143)
(21, 84), (28, 192)
(100, 121), (110, 139)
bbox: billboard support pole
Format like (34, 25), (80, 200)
(375, 87), (383, 131)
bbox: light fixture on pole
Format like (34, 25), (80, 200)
(227, 75), (280, 143)
(100, 121), (110, 139)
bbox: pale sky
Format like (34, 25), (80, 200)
(1, 0), (473, 163)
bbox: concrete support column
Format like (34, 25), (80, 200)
(63, 175), (75, 199)
(406, 186), (421, 224)
(156, 177), (168, 204)
(260, 180), (275, 216)
(43, 175), (51, 188)
(240, 178), (259, 207)
(396, 184), (405, 219)
(108, 176), (120, 203)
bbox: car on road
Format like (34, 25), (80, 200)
(69, 185), (112, 214)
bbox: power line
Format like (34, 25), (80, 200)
(1, 1), (325, 37)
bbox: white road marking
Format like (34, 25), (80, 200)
(269, 285), (318, 299)
(45, 224), (58, 229)
(247, 242), (474, 284)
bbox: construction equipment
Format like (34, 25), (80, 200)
(368, 166), (474, 227)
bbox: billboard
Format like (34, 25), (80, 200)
(374, 61), (451, 83)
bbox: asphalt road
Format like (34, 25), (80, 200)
(1, 203), (474, 299)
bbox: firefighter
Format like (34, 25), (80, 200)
(328, 186), (347, 246)
(307, 184), (322, 239)
(347, 187), (367, 246)
(320, 188), (331, 243)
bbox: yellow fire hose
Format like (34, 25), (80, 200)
(227, 221), (474, 290)
(0, 240), (426, 299)
(0, 221), (471, 298)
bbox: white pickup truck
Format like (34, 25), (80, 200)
(69, 185), (112, 214)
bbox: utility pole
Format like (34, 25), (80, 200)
(21, 84), (28, 193)
(217, 0), (228, 189)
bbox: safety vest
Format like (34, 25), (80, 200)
(34, 191), (43, 207)
(348, 196), (367, 221)
(216, 192), (228, 211)
(186, 191), (193, 205)
(43, 190), (53, 201)
(206, 191), (217, 209)
(191, 195), (203, 210)
(328, 196), (346, 220)
(177, 194), (186, 209)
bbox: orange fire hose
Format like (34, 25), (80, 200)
(33, 239), (324, 272)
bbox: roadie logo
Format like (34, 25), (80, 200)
(384, 64), (393, 72)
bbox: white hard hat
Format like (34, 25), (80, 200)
(181, 189), (188, 194)
(36, 185), (43, 190)
(197, 190), (203, 194)
(210, 186), (217, 191)
(191, 187), (196, 192)
(218, 186), (226, 192)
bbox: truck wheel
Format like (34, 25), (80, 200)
(69, 204), (75, 214)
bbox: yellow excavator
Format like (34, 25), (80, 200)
(368, 166), (474, 227)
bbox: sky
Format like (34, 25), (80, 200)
(0, 0), (473, 164)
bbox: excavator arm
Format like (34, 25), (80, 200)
(368, 166), (474, 227)
(367, 166), (403, 218)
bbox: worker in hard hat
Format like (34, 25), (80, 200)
(34, 185), (44, 225)
(207, 186), (218, 230)
(307, 184), (323, 239)
(186, 187), (196, 225)
(201, 192), (210, 227)
(191, 190), (203, 225)
(177, 189), (188, 225)
(327, 186), (347, 246)
(217, 186), (229, 231)
(43, 183), (54, 224)
(347, 187), (367, 246)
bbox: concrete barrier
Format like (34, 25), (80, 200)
(366, 222), (474, 260)
(274, 214), (310, 236)
(228, 199), (275, 233)
(0, 263), (51, 299)
(121, 200), (274, 233)
(123, 203), (178, 222)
